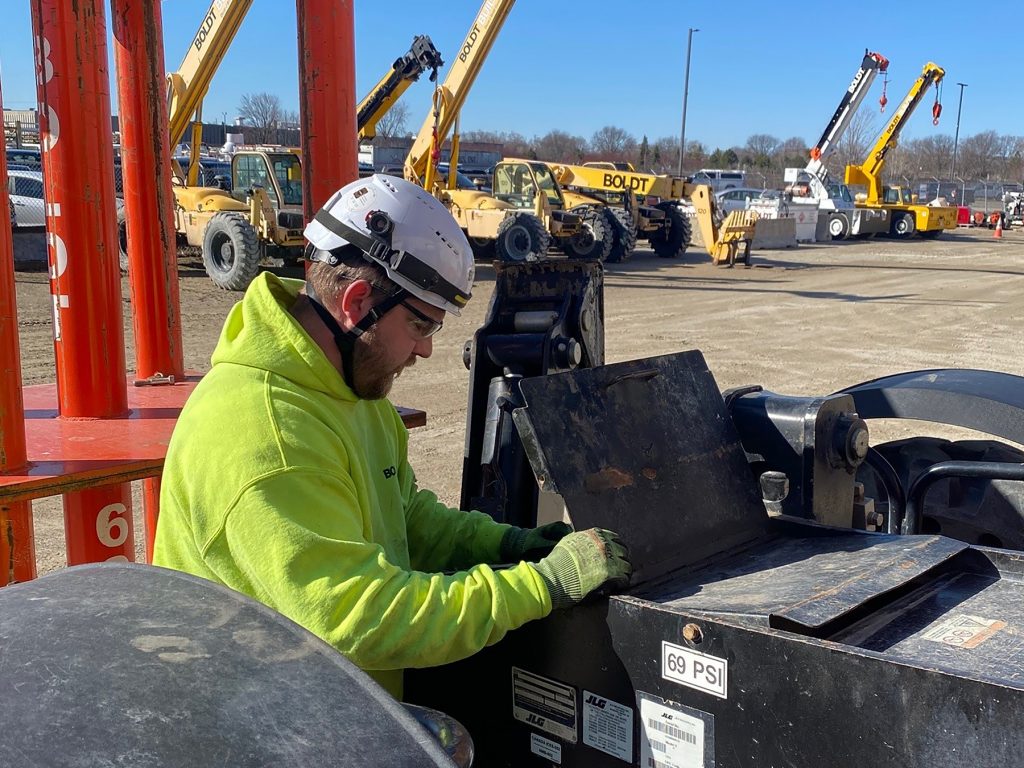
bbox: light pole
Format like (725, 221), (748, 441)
(949, 82), (967, 180)
(678, 27), (699, 177)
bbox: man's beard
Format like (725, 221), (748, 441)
(351, 330), (415, 400)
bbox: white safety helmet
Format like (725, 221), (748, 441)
(303, 174), (474, 315)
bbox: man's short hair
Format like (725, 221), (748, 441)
(306, 245), (399, 302)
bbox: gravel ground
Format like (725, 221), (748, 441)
(11, 226), (1024, 573)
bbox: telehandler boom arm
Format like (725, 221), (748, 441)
(844, 62), (945, 205)
(357, 36), (444, 142)
(404, 0), (515, 187)
(166, 0), (253, 149)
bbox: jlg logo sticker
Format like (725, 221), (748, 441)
(661, 640), (728, 699)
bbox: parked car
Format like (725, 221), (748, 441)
(6, 148), (42, 171)
(715, 187), (772, 213)
(381, 163), (491, 193)
(8, 169), (45, 228)
(7, 168), (125, 230)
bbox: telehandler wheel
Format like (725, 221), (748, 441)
(495, 212), (550, 262)
(605, 207), (637, 263)
(827, 213), (850, 240)
(562, 205), (613, 261)
(202, 212), (261, 291)
(858, 436), (1024, 549)
(468, 235), (496, 261)
(891, 212), (916, 239)
(649, 202), (691, 259)
(117, 209), (129, 273)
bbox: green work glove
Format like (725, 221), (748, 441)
(499, 521), (573, 563)
(532, 528), (632, 610)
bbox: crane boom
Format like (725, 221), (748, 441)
(166, 0), (253, 148)
(802, 50), (888, 199)
(403, 0), (515, 185)
(845, 62), (945, 205)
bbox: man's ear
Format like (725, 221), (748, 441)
(337, 279), (376, 329)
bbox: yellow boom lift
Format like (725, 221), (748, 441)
(844, 62), (958, 239)
(403, 0), (583, 262)
(163, 0), (443, 288)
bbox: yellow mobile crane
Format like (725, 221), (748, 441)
(403, 0), (582, 262)
(844, 62), (958, 239)
(161, 0), (443, 288)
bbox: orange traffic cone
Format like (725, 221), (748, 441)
(994, 216), (1004, 239)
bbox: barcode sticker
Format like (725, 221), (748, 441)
(639, 698), (704, 768)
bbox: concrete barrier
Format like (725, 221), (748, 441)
(752, 217), (797, 250)
(13, 230), (48, 266)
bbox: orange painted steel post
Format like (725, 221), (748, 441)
(111, 0), (184, 562)
(296, 0), (358, 223)
(31, 0), (135, 565)
(111, 0), (184, 382)
(0, 78), (37, 585)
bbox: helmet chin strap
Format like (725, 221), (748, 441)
(304, 272), (407, 392)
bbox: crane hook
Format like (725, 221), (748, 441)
(879, 71), (889, 113)
(932, 82), (942, 126)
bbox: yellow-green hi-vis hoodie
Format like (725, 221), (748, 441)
(153, 273), (552, 698)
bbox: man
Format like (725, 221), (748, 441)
(154, 174), (632, 699)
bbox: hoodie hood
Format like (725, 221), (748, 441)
(210, 273), (355, 401)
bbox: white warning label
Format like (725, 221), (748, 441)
(512, 667), (578, 743)
(922, 614), (1007, 649)
(640, 698), (705, 768)
(582, 690), (633, 762)
(530, 732), (562, 764)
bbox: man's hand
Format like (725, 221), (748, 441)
(500, 521), (573, 563)
(532, 528), (632, 610)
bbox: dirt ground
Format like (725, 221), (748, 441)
(13, 226), (1024, 573)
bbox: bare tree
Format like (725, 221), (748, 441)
(831, 109), (881, 179)
(744, 133), (779, 168)
(959, 130), (1002, 180)
(238, 92), (283, 143)
(533, 130), (587, 162)
(376, 102), (410, 139)
(590, 125), (636, 157)
(773, 136), (809, 171)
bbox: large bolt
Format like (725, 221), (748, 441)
(682, 623), (703, 644)
(834, 415), (869, 469)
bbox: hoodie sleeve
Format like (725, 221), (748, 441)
(401, 470), (515, 572)
(203, 466), (552, 675)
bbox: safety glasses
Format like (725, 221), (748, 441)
(400, 300), (443, 339)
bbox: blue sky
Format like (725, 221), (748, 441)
(1, 1), (1015, 150)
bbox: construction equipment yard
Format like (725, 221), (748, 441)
(15, 227), (1024, 572)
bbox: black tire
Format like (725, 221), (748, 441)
(562, 205), (613, 261)
(649, 202), (691, 259)
(604, 206), (636, 263)
(117, 209), (129, 273)
(495, 212), (550, 262)
(859, 437), (1024, 550)
(891, 212), (916, 239)
(468, 235), (495, 261)
(827, 212), (850, 240)
(202, 212), (261, 290)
